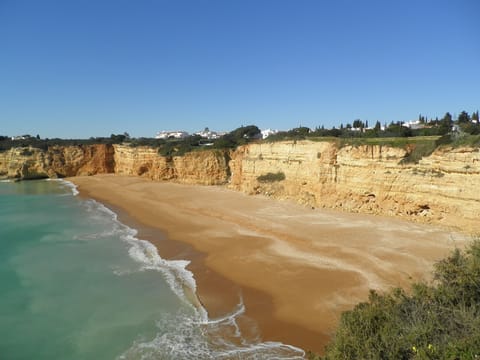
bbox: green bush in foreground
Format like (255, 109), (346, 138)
(316, 240), (480, 360)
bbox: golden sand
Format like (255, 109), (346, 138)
(70, 174), (467, 353)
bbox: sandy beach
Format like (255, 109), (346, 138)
(70, 174), (467, 354)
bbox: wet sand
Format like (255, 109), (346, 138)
(70, 174), (467, 354)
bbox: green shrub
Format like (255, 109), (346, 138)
(400, 141), (437, 164)
(320, 240), (480, 359)
(257, 172), (286, 183)
(20, 148), (34, 156)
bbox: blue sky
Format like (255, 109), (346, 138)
(0, 0), (478, 138)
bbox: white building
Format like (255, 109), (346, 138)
(195, 128), (220, 139)
(11, 135), (31, 140)
(155, 131), (189, 139)
(261, 128), (279, 139)
(402, 120), (424, 130)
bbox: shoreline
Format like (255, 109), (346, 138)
(69, 174), (469, 354)
(73, 180), (322, 352)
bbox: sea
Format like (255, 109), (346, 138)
(0, 179), (305, 360)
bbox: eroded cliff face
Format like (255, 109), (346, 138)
(229, 141), (480, 232)
(0, 144), (115, 179)
(113, 145), (230, 185)
(0, 144), (230, 185)
(2, 140), (479, 231)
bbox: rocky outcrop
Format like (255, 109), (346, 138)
(0, 144), (115, 179)
(229, 141), (480, 233)
(113, 145), (230, 185)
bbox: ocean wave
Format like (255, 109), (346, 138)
(207, 296), (246, 327)
(47, 178), (79, 196)
(81, 199), (208, 320)
(118, 307), (305, 360)
(81, 199), (305, 359)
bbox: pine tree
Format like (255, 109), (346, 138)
(438, 112), (453, 134)
(353, 119), (364, 129)
(458, 111), (470, 123)
(443, 112), (452, 124)
(472, 111), (479, 122)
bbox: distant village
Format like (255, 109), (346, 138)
(5, 110), (479, 142)
(155, 127), (279, 140)
(152, 119), (448, 141)
(153, 112), (480, 141)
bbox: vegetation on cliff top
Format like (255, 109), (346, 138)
(154, 125), (262, 156)
(0, 134), (126, 151)
(308, 240), (480, 360)
(267, 111), (479, 143)
(2, 111), (479, 159)
(0, 126), (263, 156)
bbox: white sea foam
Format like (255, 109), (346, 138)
(81, 199), (208, 320)
(82, 199), (305, 359)
(0, 179), (12, 183)
(62, 180), (79, 196)
(118, 307), (305, 360)
(48, 178), (79, 196)
(111, 268), (135, 276)
(207, 297), (246, 326)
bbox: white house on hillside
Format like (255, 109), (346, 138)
(195, 128), (220, 139)
(261, 129), (279, 139)
(155, 131), (189, 139)
(402, 120), (424, 130)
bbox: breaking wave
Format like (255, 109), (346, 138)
(118, 304), (305, 360)
(48, 179), (79, 196)
(80, 198), (305, 359)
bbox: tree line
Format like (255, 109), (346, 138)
(2, 110), (479, 154)
(268, 110), (479, 142)
(0, 125), (263, 155)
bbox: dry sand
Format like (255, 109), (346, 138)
(70, 174), (467, 354)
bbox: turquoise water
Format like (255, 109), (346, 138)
(0, 180), (304, 359)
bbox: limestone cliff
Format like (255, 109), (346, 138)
(113, 145), (230, 185)
(0, 144), (230, 185)
(229, 141), (480, 233)
(1, 140), (479, 232)
(0, 144), (114, 179)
